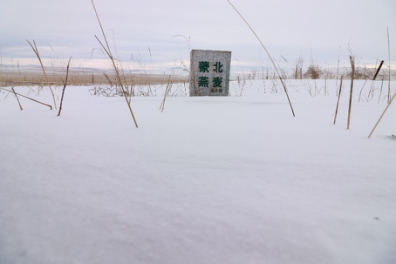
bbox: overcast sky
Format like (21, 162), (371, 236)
(1, 0), (395, 73)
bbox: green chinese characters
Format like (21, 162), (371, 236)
(198, 61), (224, 92)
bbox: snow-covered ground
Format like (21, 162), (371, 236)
(1, 79), (395, 264)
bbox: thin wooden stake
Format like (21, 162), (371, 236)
(372, 60), (384, 80)
(368, 92), (396, 138)
(347, 56), (355, 130)
(11, 86), (23, 110)
(333, 75), (343, 124)
(58, 57), (72, 116)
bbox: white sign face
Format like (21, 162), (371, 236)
(190, 50), (231, 96)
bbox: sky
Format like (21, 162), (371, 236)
(0, 0), (395, 73)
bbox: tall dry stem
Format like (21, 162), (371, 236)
(26, 40), (57, 110)
(378, 76), (385, 103)
(159, 75), (172, 112)
(333, 75), (343, 124)
(12, 86), (23, 110)
(335, 47), (340, 95)
(358, 80), (368, 102)
(347, 56), (355, 130)
(58, 57), (72, 117)
(368, 92), (396, 138)
(227, 0), (295, 117)
(91, 0), (138, 128)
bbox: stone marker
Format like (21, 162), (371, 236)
(190, 49), (231, 96)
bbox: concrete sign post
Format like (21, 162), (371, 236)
(190, 49), (231, 96)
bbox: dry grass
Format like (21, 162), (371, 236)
(0, 69), (188, 87)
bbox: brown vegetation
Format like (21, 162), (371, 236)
(304, 65), (322, 79)
(0, 69), (188, 87)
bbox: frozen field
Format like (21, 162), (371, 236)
(1, 79), (395, 264)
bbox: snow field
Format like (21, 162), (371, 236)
(0, 79), (395, 264)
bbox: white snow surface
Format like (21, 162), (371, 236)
(1, 80), (396, 264)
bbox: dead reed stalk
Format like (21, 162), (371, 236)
(227, 0), (295, 117)
(335, 47), (340, 95)
(159, 75), (172, 112)
(347, 56), (355, 130)
(378, 76), (385, 103)
(91, 0), (138, 128)
(26, 40), (57, 110)
(333, 75), (343, 124)
(0, 87), (52, 110)
(368, 92), (396, 138)
(358, 80), (368, 102)
(58, 57), (72, 116)
(11, 86), (23, 110)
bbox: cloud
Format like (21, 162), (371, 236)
(1, 0), (394, 71)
